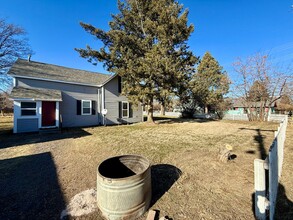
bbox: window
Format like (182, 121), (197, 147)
(82, 100), (92, 115)
(122, 101), (129, 118)
(21, 102), (36, 116)
(118, 101), (133, 119)
(77, 100), (96, 115)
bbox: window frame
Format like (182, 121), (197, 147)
(20, 102), (37, 116)
(82, 100), (92, 115)
(121, 101), (129, 118)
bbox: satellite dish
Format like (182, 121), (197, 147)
(102, 109), (108, 115)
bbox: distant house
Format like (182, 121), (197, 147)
(8, 59), (143, 133)
(226, 99), (278, 115)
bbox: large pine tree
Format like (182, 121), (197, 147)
(191, 51), (230, 114)
(75, 0), (198, 122)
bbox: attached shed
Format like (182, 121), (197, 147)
(10, 87), (62, 133)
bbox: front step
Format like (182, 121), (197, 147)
(39, 127), (61, 134)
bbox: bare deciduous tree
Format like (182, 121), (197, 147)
(0, 92), (13, 116)
(233, 53), (292, 121)
(0, 18), (32, 91)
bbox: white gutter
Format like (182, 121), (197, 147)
(12, 98), (62, 102)
(12, 98), (36, 101)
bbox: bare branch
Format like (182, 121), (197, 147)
(134, 0), (146, 37)
(233, 52), (293, 121)
(0, 18), (32, 70)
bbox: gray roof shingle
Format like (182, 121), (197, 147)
(8, 59), (112, 86)
(232, 98), (277, 108)
(10, 87), (62, 101)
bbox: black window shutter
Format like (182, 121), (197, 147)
(118, 76), (122, 93)
(118, 101), (122, 118)
(129, 103), (133, 118)
(92, 100), (96, 115)
(77, 100), (81, 115)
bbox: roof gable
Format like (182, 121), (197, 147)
(8, 59), (112, 86)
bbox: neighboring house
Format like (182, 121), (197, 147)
(225, 99), (277, 115)
(8, 59), (143, 133)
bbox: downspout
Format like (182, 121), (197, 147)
(97, 88), (100, 124)
(97, 88), (102, 125)
(102, 86), (105, 125)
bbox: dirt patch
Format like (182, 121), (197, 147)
(0, 117), (292, 219)
(60, 189), (97, 219)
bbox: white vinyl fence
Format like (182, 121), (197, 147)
(268, 114), (288, 122)
(223, 114), (249, 121)
(254, 116), (288, 220)
(223, 114), (286, 122)
(146, 111), (182, 117)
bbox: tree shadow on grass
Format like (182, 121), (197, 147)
(0, 128), (91, 149)
(149, 116), (216, 125)
(239, 127), (275, 159)
(0, 126), (13, 136)
(253, 183), (293, 220)
(241, 126), (292, 219)
(240, 127), (271, 218)
(0, 152), (65, 219)
(275, 184), (293, 220)
(150, 164), (182, 206)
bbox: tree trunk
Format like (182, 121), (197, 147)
(205, 106), (208, 114)
(160, 104), (165, 116)
(147, 101), (154, 123)
(247, 107), (253, 121)
(265, 107), (271, 122)
(259, 100), (269, 121)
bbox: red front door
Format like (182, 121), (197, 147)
(42, 101), (56, 127)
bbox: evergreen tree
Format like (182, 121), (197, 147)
(75, 0), (198, 122)
(277, 94), (293, 113)
(191, 52), (230, 114)
(247, 80), (269, 102)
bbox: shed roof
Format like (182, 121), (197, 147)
(232, 99), (247, 108)
(10, 87), (62, 101)
(8, 59), (112, 86)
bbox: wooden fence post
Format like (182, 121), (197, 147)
(254, 159), (269, 220)
(254, 115), (288, 220)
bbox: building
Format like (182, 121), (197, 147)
(8, 59), (143, 133)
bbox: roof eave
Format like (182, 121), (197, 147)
(9, 74), (103, 88)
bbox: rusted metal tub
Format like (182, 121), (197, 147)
(97, 155), (151, 220)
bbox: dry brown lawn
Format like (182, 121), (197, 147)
(0, 116), (292, 219)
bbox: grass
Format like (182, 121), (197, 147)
(0, 116), (13, 135)
(0, 116), (292, 219)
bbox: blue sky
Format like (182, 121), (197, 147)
(2, 0), (293, 81)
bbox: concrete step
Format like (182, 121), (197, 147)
(39, 127), (61, 134)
